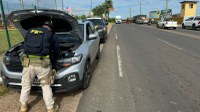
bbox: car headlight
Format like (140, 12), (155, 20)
(57, 54), (83, 67)
(3, 56), (11, 65)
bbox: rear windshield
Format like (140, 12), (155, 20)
(87, 19), (103, 26)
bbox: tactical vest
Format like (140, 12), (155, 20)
(23, 27), (52, 56)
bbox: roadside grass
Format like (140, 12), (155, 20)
(0, 30), (23, 53)
(0, 85), (10, 96)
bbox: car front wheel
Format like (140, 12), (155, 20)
(82, 61), (92, 89)
(162, 25), (165, 29)
(182, 24), (185, 29)
(157, 24), (159, 28)
(192, 24), (196, 30)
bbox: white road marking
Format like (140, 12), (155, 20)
(170, 101), (177, 105)
(116, 45), (123, 77)
(100, 44), (104, 52)
(158, 39), (183, 51)
(115, 33), (118, 40)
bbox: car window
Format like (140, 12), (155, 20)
(194, 17), (200, 20)
(87, 19), (104, 26)
(185, 17), (193, 21)
(189, 17), (194, 21)
(89, 22), (95, 33)
(86, 23), (92, 37)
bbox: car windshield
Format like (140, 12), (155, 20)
(88, 19), (103, 26)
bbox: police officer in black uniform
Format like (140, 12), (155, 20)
(20, 21), (60, 112)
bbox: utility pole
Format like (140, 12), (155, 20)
(62, 0), (64, 11)
(6, 1), (9, 14)
(19, 0), (24, 10)
(32, 4), (34, 9)
(140, 1), (141, 15)
(90, 0), (93, 11)
(55, 0), (57, 10)
(129, 8), (132, 18)
(36, 0), (39, 8)
(0, 0), (11, 48)
(166, 0), (168, 16)
(44, 0), (45, 8)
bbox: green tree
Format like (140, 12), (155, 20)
(92, 0), (113, 18)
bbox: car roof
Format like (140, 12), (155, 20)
(78, 20), (90, 25)
(87, 17), (102, 20)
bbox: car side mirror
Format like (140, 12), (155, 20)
(88, 33), (97, 40)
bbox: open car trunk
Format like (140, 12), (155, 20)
(4, 9), (83, 72)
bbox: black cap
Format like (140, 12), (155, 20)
(44, 21), (53, 29)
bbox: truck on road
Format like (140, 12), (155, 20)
(115, 16), (122, 24)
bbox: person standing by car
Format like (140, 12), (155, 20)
(20, 21), (60, 112)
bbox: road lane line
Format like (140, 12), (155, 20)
(158, 39), (183, 51)
(115, 34), (118, 40)
(140, 25), (200, 40)
(116, 45), (123, 77)
(100, 44), (104, 52)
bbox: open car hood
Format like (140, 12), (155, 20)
(8, 9), (83, 40)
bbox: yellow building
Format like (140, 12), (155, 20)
(180, 1), (198, 17)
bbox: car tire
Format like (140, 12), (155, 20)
(96, 44), (101, 60)
(82, 60), (92, 89)
(102, 34), (107, 43)
(192, 24), (196, 30)
(173, 27), (176, 30)
(182, 24), (185, 29)
(157, 24), (159, 28)
(162, 25), (165, 29)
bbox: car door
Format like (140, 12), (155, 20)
(185, 17), (193, 26)
(188, 17), (194, 26)
(86, 22), (98, 64)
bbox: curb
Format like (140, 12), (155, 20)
(0, 77), (2, 85)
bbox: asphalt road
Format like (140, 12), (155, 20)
(1, 24), (200, 112)
(77, 24), (200, 112)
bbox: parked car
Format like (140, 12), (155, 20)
(133, 15), (147, 24)
(157, 18), (177, 29)
(1, 9), (100, 92)
(86, 17), (108, 43)
(182, 16), (200, 30)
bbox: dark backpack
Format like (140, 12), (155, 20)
(23, 27), (52, 56)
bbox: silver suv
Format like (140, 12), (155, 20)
(1, 9), (100, 92)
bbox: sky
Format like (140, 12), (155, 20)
(1, 0), (200, 19)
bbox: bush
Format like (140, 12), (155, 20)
(171, 17), (184, 24)
(108, 18), (115, 23)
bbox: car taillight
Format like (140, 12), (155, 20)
(198, 21), (200, 24)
